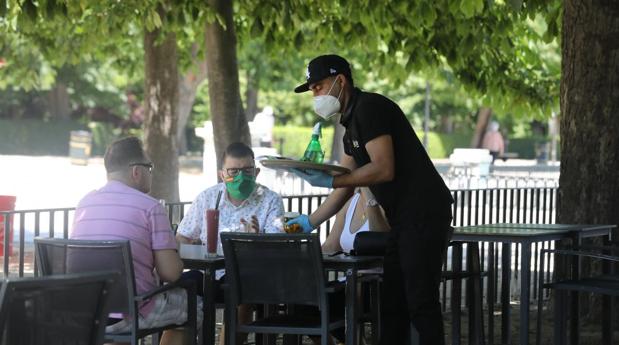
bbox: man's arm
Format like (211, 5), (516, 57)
(153, 249), (183, 282)
(332, 134), (395, 188)
(175, 233), (196, 244)
(308, 154), (356, 227)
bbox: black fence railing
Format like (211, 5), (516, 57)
(1, 187), (558, 287)
(449, 187), (559, 307)
(451, 187), (557, 226)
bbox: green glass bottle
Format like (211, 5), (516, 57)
(301, 122), (325, 163)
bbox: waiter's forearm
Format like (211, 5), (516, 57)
(332, 161), (394, 188)
(309, 187), (354, 226)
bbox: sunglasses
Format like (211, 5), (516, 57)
(129, 162), (154, 173)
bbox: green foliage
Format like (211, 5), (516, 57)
(0, 118), (85, 155)
(189, 81), (210, 127)
(238, 0), (561, 117)
(0, 118), (143, 156)
(507, 136), (549, 159)
(1, 0), (564, 162)
(273, 125), (471, 159)
(420, 131), (472, 158)
(86, 121), (137, 156)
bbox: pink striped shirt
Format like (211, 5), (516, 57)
(70, 180), (177, 317)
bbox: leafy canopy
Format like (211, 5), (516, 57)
(237, 0), (561, 116)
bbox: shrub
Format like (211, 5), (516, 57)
(0, 119), (86, 156)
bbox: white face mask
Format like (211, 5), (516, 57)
(313, 77), (343, 120)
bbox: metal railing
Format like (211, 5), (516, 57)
(447, 187), (559, 307)
(1, 187), (558, 281)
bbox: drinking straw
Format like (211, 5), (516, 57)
(215, 190), (222, 210)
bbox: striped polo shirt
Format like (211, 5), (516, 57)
(71, 180), (177, 317)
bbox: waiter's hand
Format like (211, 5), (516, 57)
(286, 214), (314, 233)
(291, 168), (334, 188)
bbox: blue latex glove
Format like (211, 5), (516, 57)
(286, 214), (314, 233)
(291, 168), (334, 188)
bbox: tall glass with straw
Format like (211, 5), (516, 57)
(205, 190), (222, 257)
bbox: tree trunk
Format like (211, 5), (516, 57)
(205, 0), (251, 172)
(558, 0), (619, 320)
(440, 114), (454, 134)
(470, 107), (492, 148)
(245, 68), (259, 121)
(143, 21), (180, 202)
(177, 43), (207, 155)
(47, 82), (70, 119)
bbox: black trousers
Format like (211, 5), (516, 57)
(380, 215), (451, 345)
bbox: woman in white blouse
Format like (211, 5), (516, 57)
(322, 187), (390, 254)
(303, 187), (390, 345)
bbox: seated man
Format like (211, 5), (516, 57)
(71, 136), (199, 345)
(176, 141), (284, 243)
(176, 142), (284, 345)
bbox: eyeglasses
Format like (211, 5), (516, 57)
(129, 162), (154, 173)
(225, 166), (255, 177)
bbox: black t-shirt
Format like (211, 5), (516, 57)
(341, 88), (453, 228)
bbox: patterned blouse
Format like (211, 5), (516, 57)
(177, 182), (285, 254)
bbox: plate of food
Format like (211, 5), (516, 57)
(259, 156), (350, 176)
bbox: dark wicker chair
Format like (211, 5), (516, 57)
(34, 237), (197, 345)
(0, 271), (117, 345)
(221, 233), (345, 345)
(536, 244), (619, 345)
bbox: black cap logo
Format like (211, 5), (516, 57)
(295, 54), (351, 93)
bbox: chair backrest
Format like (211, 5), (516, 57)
(34, 238), (136, 314)
(221, 233), (326, 306)
(0, 272), (117, 345)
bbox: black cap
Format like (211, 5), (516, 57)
(294, 54), (352, 93)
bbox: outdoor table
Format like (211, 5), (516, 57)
(179, 244), (382, 345)
(453, 224), (615, 345)
(323, 253), (383, 345)
(179, 245), (225, 345)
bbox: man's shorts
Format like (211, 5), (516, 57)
(106, 287), (203, 333)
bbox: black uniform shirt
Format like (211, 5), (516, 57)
(341, 88), (453, 228)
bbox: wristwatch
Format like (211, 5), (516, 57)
(366, 198), (379, 207)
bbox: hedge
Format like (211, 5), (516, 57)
(0, 119), (547, 160)
(0, 119), (86, 156)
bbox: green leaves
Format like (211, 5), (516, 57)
(144, 9), (162, 31)
(22, 0), (38, 21)
(1, 0), (562, 120)
(460, 0), (484, 18)
(0, 0), (6, 18)
(508, 0), (524, 11)
(250, 18), (263, 37)
(419, 2), (437, 26)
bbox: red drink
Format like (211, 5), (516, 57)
(205, 209), (219, 256)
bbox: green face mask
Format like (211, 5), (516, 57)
(225, 173), (256, 200)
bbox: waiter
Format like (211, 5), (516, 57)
(288, 54), (454, 345)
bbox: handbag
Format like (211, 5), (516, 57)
(351, 231), (390, 256)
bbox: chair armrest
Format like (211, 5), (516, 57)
(575, 244), (619, 254)
(541, 248), (619, 263)
(135, 279), (196, 302)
